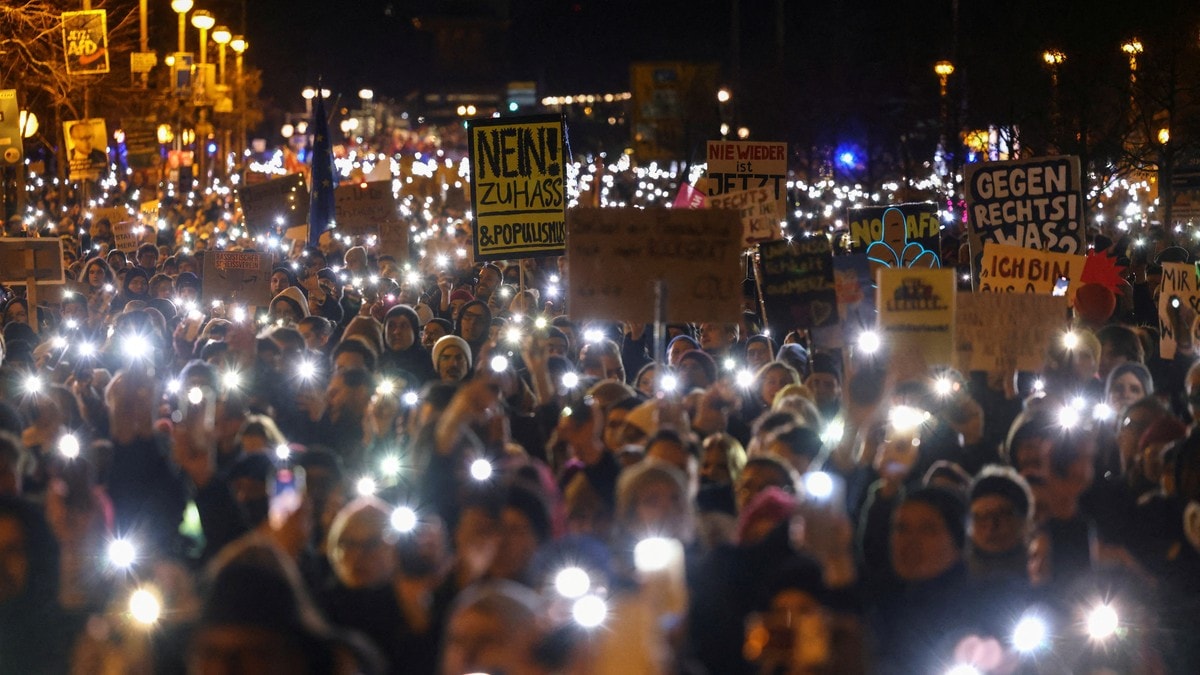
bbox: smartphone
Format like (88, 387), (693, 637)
(1052, 277), (1069, 297)
(268, 466), (306, 530)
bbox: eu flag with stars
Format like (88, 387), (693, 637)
(307, 93), (337, 247)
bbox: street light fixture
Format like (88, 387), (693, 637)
(170, 0), (193, 53)
(191, 10), (215, 64)
(359, 89), (374, 101)
(1042, 49), (1066, 66)
(934, 61), (955, 96)
(212, 25), (231, 85)
(19, 111), (38, 138)
(717, 87), (731, 103)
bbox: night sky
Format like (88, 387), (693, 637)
(159, 0), (1196, 159)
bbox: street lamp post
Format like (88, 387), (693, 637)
(934, 60), (955, 174)
(212, 26), (231, 85)
(191, 10), (215, 65)
(171, 0), (193, 54)
(1043, 49), (1066, 150)
(231, 36), (247, 162)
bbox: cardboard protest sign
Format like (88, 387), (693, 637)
(64, 119), (108, 182)
(378, 222), (410, 263)
(201, 251), (273, 307)
(707, 185), (783, 247)
(236, 173), (308, 236)
(956, 293), (1068, 373)
(876, 268), (956, 367)
(833, 254), (876, 343)
(977, 242), (1084, 302)
(759, 236), (839, 337)
(1158, 263), (1200, 359)
(965, 156), (1084, 279)
(567, 208), (742, 323)
(0, 238), (65, 284)
(705, 141), (787, 201)
(468, 115), (566, 261)
(61, 10), (109, 75)
(847, 203), (941, 269)
(90, 206), (130, 227)
(334, 181), (397, 236)
(111, 219), (145, 253)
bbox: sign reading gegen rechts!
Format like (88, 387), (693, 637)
(468, 115), (566, 261)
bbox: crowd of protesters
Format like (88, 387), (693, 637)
(1, 180), (1200, 675)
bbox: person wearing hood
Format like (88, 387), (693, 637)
(270, 264), (306, 299)
(270, 287), (310, 326)
(111, 266), (150, 312)
(453, 299), (491, 363)
(379, 305), (436, 385)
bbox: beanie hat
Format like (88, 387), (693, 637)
(432, 335), (472, 370)
(667, 334), (699, 357)
(1074, 284), (1116, 327)
(903, 486), (967, 550)
(968, 466), (1033, 519)
(809, 351), (841, 383)
(775, 342), (809, 377)
(426, 317), (453, 335)
(413, 302), (434, 326)
(737, 486), (798, 544)
(175, 271), (201, 291)
(623, 400), (658, 437)
(271, 287), (309, 319)
(678, 349), (717, 385)
(449, 288), (474, 303)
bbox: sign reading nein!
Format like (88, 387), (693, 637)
(469, 115), (567, 261)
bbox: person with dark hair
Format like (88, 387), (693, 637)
(298, 315), (335, 353)
(333, 338), (378, 373)
(422, 317), (453, 350)
(380, 305), (436, 385)
(805, 352), (842, 422)
(135, 242), (159, 276)
(111, 266), (150, 313)
(454, 300), (492, 362)
(1096, 324), (1145, 381)
(966, 466), (1034, 580)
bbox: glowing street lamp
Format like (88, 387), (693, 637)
(191, 10), (215, 65)
(934, 60), (955, 96)
(19, 110), (38, 138)
(211, 25), (231, 85)
(717, 87), (731, 103)
(170, 0), (193, 54)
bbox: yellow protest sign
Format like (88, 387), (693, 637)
(876, 267), (957, 368)
(468, 115), (566, 261)
(977, 242), (1083, 302)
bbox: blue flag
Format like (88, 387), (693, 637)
(307, 93), (336, 247)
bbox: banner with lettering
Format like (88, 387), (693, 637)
(468, 115), (567, 261)
(956, 293), (1068, 373)
(705, 140), (787, 248)
(876, 267), (956, 367)
(965, 156), (1084, 281)
(977, 242), (1084, 302)
(201, 251), (274, 307)
(707, 185), (783, 247)
(759, 236), (839, 337)
(61, 10), (110, 75)
(566, 208), (742, 323)
(236, 173), (308, 236)
(334, 181), (397, 237)
(833, 254), (876, 343)
(846, 202), (941, 268)
(1158, 263), (1200, 359)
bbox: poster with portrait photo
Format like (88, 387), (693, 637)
(63, 118), (109, 182)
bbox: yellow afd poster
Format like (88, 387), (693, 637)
(468, 115), (566, 261)
(876, 267), (956, 368)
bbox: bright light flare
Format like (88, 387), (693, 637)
(1093, 403), (1115, 421)
(23, 374), (42, 395)
(571, 594), (608, 628)
(934, 377), (955, 397)
(583, 329), (604, 343)
(1086, 604), (1119, 641)
(561, 372), (579, 389)
(660, 374), (679, 393)
(122, 334), (152, 360)
(221, 370), (242, 391)
(554, 566), (591, 599)
(58, 434), (80, 459)
(1012, 613), (1049, 653)
(490, 355), (509, 373)
(634, 537), (678, 573)
(275, 444), (290, 460)
(356, 476), (377, 496)
(735, 369), (755, 388)
(1058, 405), (1081, 429)
(1062, 331), (1079, 350)
(856, 330), (881, 354)
(108, 539), (137, 569)
(887, 405), (930, 434)
(129, 587), (162, 626)
(297, 360), (318, 380)
(470, 458), (494, 481)
(402, 391), (419, 407)
(803, 472), (834, 501)
(390, 506), (418, 533)
(187, 386), (204, 405)
(380, 455), (402, 476)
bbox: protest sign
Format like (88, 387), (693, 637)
(122, 116), (158, 170)
(237, 173), (308, 236)
(111, 219), (145, 253)
(61, 10), (109, 75)
(707, 185), (783, 247)
(201, 251), (273, 307)
(847, 202), (941, 270)
(64, 119), (108, 182)
(1158, 262), (1200, 359)
(90, 206), (130, 228)
(965, 156), (1084, 279)
(833, 254), (876, 343)
(0, 238), (65, 285)
(759, 236), (839, 336)
(672, 181), (708, 209)
(334, 181), (397, 236)
(0, 90), (21, 167)
(567, 208), (742, 323)
(378, 222), (410, 263)
(468, 115), (566, 261)
(876, 267), (956, 367)
(956, 293), (1068, 373)
(977, 242), (1084, 302)
(704, 141), (787, 201)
